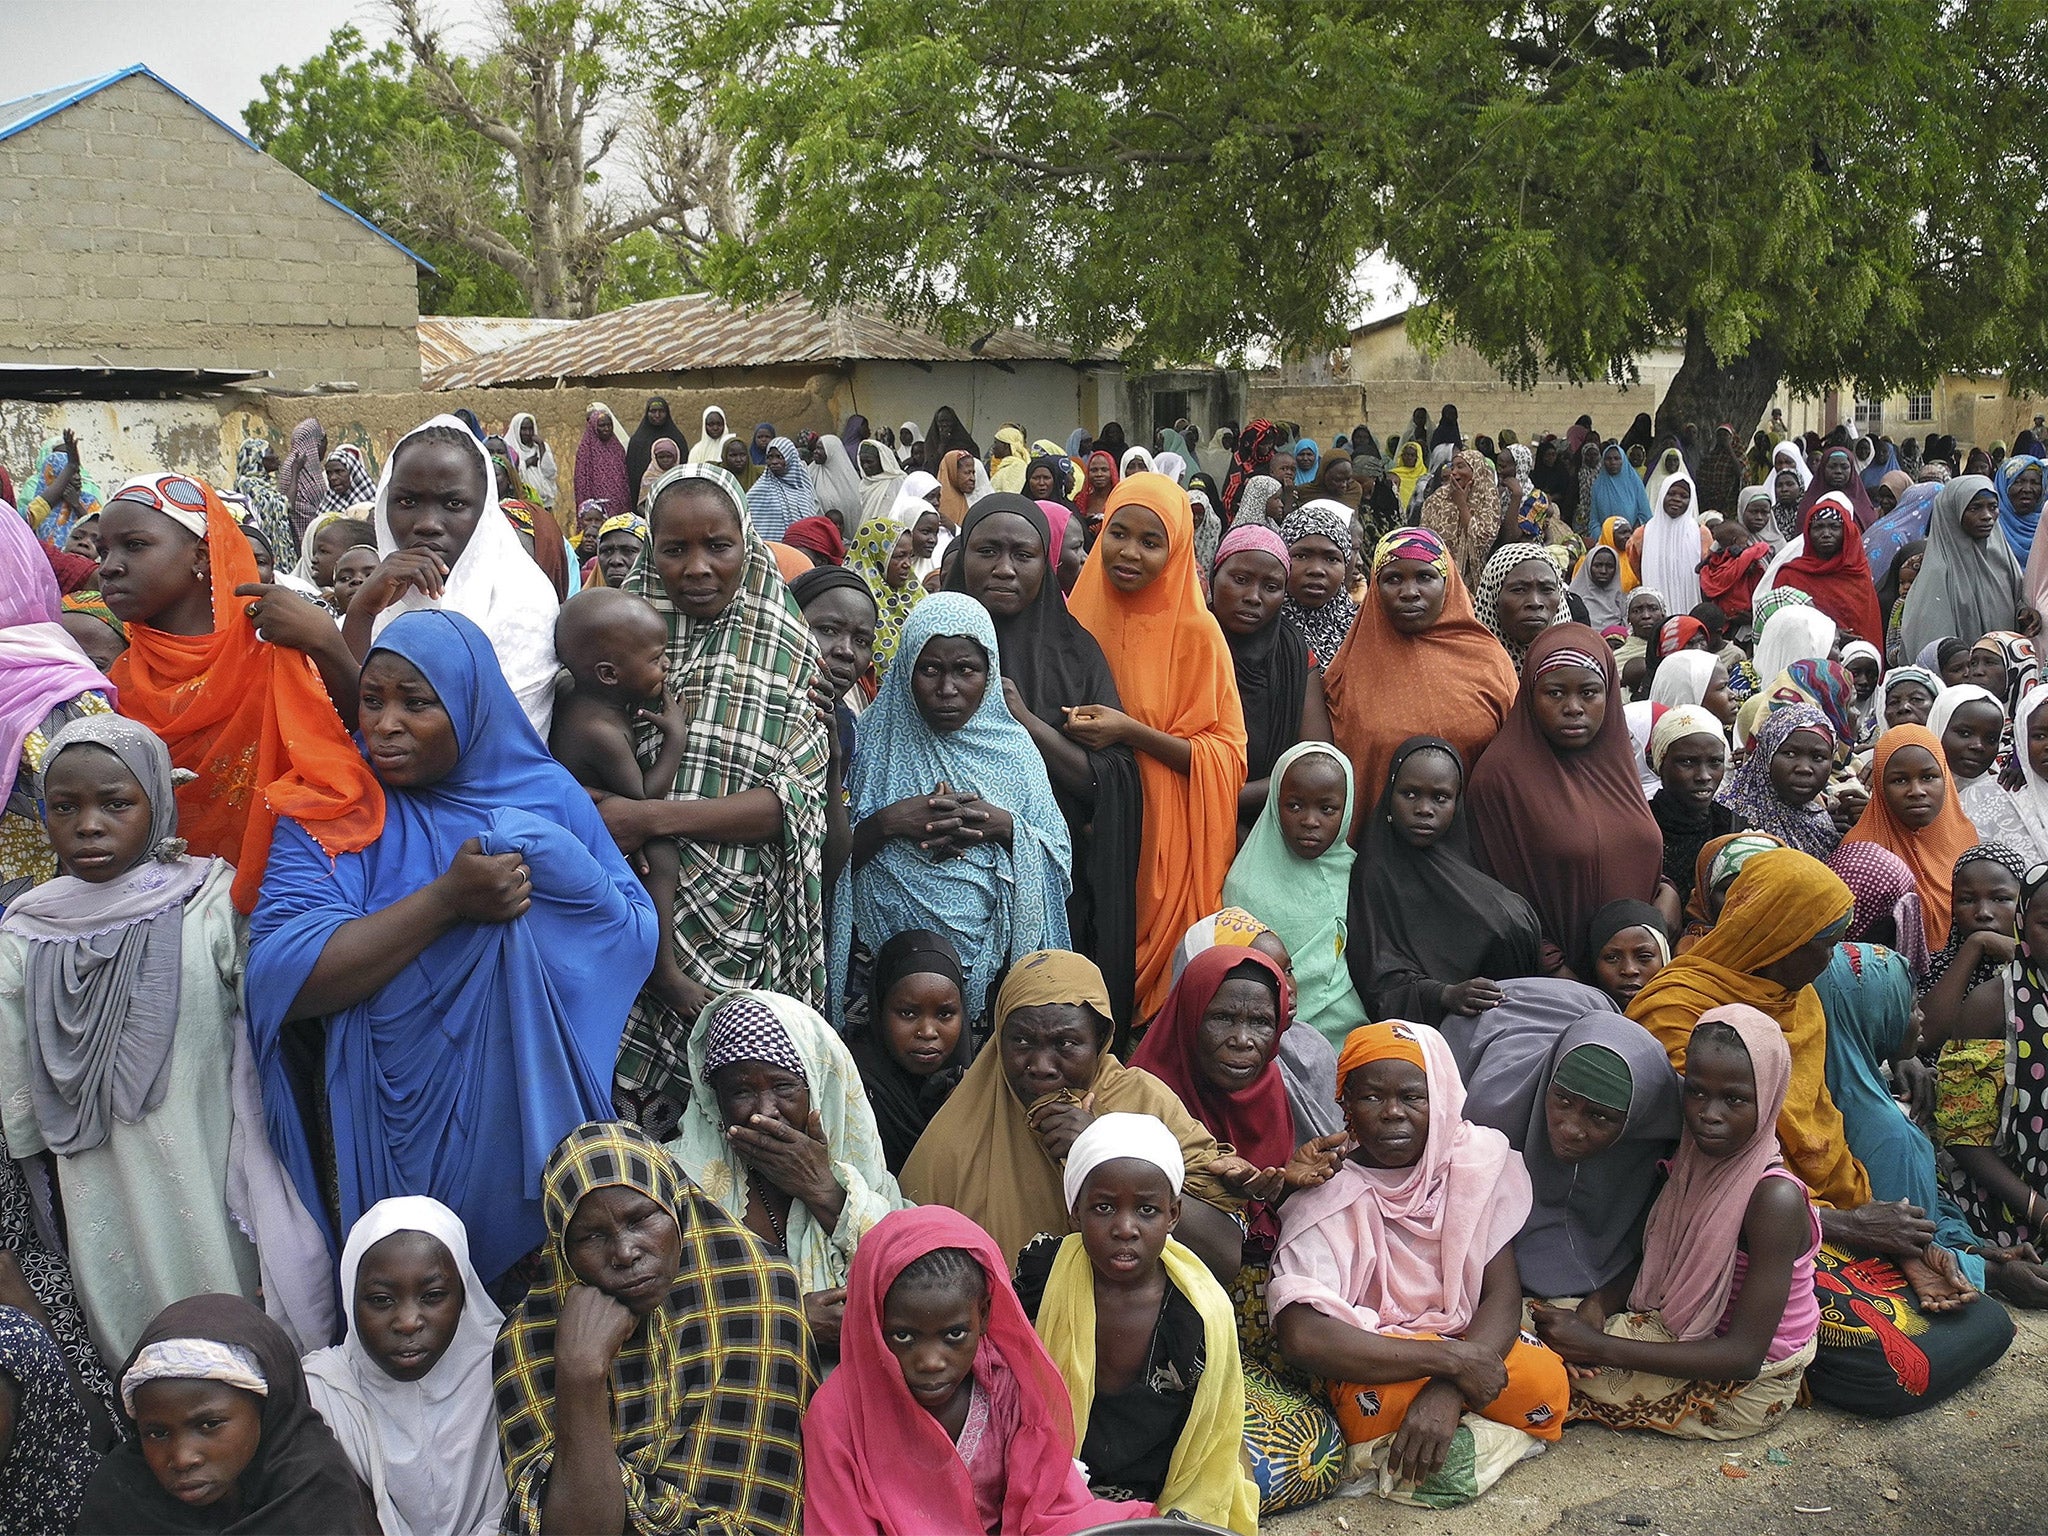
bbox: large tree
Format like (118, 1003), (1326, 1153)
(250, 2), (744, 317)
(683, 0), (2047, 441)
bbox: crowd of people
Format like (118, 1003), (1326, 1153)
(1, 389), (2046, 1531)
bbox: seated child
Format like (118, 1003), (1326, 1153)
(1699, 517), (1771, 626)
(1270, 1022), (1568, 1505)
(548, 586), (698, 1021)
(1533, 1007), (1823, 1439)
(304, 1196), (506, 1536)
(804, 1204), (1149, 1534)
(0, 717), (268, 1363)
(76, 1294), (377, 1533)
(1223, 741), (1368, 1047)
(1015, 1114), (1264, 1530)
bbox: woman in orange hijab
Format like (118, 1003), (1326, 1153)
(96, 472), (383, 911)
(1838, 725), (1979, 950)
(1068, 473), (1248, 1016)
(1323, 527), (1518, 835)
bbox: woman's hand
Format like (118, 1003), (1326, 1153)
(1431, 1336), (1510, 1411)
(1893, 1055), (1937, 1125)
(433, 836), (532, 924)
(1282, 1132), (1349, 1192)
(728, 1109), (841, 1213)
(1387, 1379), (1464, 1487)
(1968, 931), (2019, 968)
(945, 793), (1012, 849)
(1001, 676), (1041, 731)
(350, 549), (448, 616)
(1833, 1197), (1938, 1258)
(1208, 1154), (1282, 1203)
(554, 1284), (638, 1389)
(804, 1287), (848, 1352)
(1530, 1302), (1610, 1369)
(1440, 978), (1506, 1016)
(233, 583), (341, 655)
(1061, 704), (1131, 750)
(2018, 605), (2043, 639)
(1027, 1091), (1096, 1163)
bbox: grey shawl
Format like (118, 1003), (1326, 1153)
(2, 714), (208, 1153)
(1900, 475), (2027, 659)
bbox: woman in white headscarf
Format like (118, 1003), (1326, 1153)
(503, 412), (557, 512)
(688, 404), (741, 464)
(349, 415), (561, 733)
(856, 437), (907, 527)
(1636, 463), (1707, 615)
(303, 1196), (505, 1536)
(812, 434), (866, 530)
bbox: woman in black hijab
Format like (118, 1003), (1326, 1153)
(624, 395), (689, 501)
(75, 1294), (378, 1533)
(1621, 411), (1656, 458)
(1429, 403), (1464, 451)
(1093, 420), (1131, 463)
(848, 929), (974, 1172)
(924, 403), (980, 464)
(1347, 735), (1544, 1027)
(943, 492), (1144, 1036)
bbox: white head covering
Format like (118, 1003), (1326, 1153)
(1926, 683), (2004, 754)
(503, 412), (557, 507)
(302, 1197), (506, 1536)
(1624, 699), (1661, 798)
(108, 473), (207, 539)
(1649, 648), (1719, 709)
(1639, 465), (1704, 613)
(1155, 451), (1189, 486)
(1875, 664), (1942, 740)
(1119, 446), (1157, 477)
(1753, 606), (1838, 692)
(371, 415), (560, 734)
(2007, 684), (2048, 859)
(689, 404), (740, 464)
(122, 1338), (266, 1415)
(1647, 704), (1725, 773)
(1062, 1112), (1187, 1213)
(812, 435), (865, 523)
(1771, 440), (1812, 487)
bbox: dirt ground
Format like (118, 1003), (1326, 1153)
(1270, 1311), (2048, 1536)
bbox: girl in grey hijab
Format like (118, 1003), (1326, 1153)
(1900, 474), (2033, 659)
(0, 713), (268, 1360)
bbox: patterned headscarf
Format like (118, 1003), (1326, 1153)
(496, 1122), (814, 1536)
(1827, 841), (1918, 941)
(745, 436), (817, 542)
(845, 512), (923, 676)
(1715, 703), (1841, 858)
(700, 993), (807, 1081)
(317, 444), (377, 516)
(233, 436), (297, 565)
(1278, 501), (1359, 671)
(1372, 525), (1451, 579)
(1473, 541), (1567, 669)
(1768, 658), (1859, 746)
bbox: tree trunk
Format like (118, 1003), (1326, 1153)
(1655, 314), (1783, 450)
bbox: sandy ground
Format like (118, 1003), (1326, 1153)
(1270, 1311), (2048, 1536)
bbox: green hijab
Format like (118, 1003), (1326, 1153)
(1221, 740), (1369, 1044)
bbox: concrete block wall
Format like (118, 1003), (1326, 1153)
(0, 74), (420, 394)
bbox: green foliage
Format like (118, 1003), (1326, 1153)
(683, 0), (2048, 416)
(244, 26), (528, 316)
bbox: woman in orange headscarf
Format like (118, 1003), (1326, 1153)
(1838, 725), (1979, 951)
(1068, 473), (1248, 1016)
(1323, 527), (1518, 835)
(97, 471), (383, 911)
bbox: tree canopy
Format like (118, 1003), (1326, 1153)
(682, 0), (2048, 439)
(248, 3), (740, 318)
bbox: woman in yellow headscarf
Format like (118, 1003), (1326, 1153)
(990, 424), (1031, 492)
(1390, 440), (1428, 510)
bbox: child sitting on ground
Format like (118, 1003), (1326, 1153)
(1015, 1113), (1264, 1531)
(1532, 1007), (1823, 1439)
(548, 587), (698, 1022)
(804, 1204), (1149, 1533)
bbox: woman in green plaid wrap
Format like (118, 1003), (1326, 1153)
(607, 464), (832, 1129)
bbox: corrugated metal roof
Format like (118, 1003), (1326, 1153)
(425, 293), (1113, 389)
(418, 316), (576, 374)
(0, 65), (432, 270)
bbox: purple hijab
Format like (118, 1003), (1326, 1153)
(2, 507), (112, 780)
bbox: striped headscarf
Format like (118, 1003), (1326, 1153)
(1372, 525), (1450, 579)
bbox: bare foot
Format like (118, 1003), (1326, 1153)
(1901, 1244), (1978, 1313)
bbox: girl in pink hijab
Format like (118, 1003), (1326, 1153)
(1531, 1005), (1823, 1439)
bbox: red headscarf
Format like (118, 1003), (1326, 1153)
(782, 514), (846, 565)
(1775, 492), (1885, 646)
(802, 1206), (1147, 1535)
(1072, 451), (1119, 532)
(107, 474), (384, 911)
(1223, 419), (1283, 521)
(1130, 946), (1295, 1176)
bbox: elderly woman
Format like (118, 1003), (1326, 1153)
(899, 950), (1248, 1277)
(1325, 528), (1519, 836)
(495, 1122), (813, 1536)
(1627, 847), (2016, 1417)
(665, 990), (902, 1354)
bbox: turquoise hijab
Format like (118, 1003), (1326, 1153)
(1814, 941), (1986, 1287)
(1221, 740), (1368, 1045)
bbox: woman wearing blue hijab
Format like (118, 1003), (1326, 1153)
(1292, 436), (1321, 487)
(246, 610), (656, 1281)
(828, 592), (1072, 1029)
(1590, 438), (1655, 529)
(1994, 452), (2046, 570)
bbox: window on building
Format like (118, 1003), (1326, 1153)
(1852, 394), (1884, 427)
(1151, 391), (1190, 439)
(1907, 393), (1934, 422)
